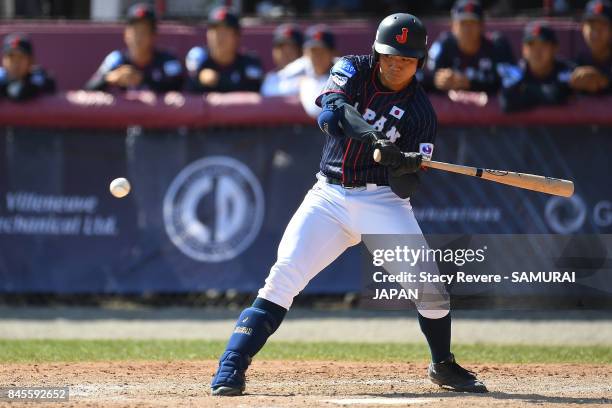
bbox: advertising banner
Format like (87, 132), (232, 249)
(0, 125), (609, 293)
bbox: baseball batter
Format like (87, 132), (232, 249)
(211, 13), (487, 396)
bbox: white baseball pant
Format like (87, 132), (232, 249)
(258, 173), (449, 319)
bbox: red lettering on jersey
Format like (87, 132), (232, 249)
(594, 2), (604, 14)
(395, 28), (408, 44)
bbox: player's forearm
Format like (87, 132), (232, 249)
(212, 74), (238, 92)
(5, 81), (41, 101)
(44, 78), (56, 94)
(537, 84), (570, 105)
(466, 76), (498, 93)
(84, 73), (108, 91)
(499, 88), (532, 112)
(499, 81), (544, 112)
(513, 82), (569, 107)
(156, 77), (183, 92)
(243, 79), (262, 93)
(185, 76), (204, 93)
(317, 92), (380, 144)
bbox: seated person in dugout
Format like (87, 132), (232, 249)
(423, 0), (514, 94)
(299, 26), (337, 117)
(85, 3), (183, 92)
(265, 25), (336, 116)
(570, 0), (612, 94)
(0, 34), (55, 101)
(185, 6), (263, 93)
(499, 22), (574, 112)
(260, 23), (304, 96)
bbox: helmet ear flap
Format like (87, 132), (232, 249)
(371, 43), (379, 61)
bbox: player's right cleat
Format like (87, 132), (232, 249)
(210, 351), (251, 396)
(428, 353), (488, 393)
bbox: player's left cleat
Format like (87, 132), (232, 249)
(428, 353), (488, 393)
(210, 351), (251, 396)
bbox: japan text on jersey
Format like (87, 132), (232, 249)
(316, 55), (437, 185)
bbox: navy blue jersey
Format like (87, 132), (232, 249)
(424, 31), (515, 94)
(185, 46), (263, 93)
(0, 66), (55, 101)
(315, 55), (437, 186)
(573, 50), (612, 94)
(85, 49), (183, 92)
(498, 58), (574, 112)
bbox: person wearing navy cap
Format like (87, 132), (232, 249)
(185, 6), (263, 93)
(272, 23), (303, 71)
(499, 22), (574, 112)
(570, 0), (612, 94)
(299, 25), (337, 116)
(260, 23), (304, 96)
(85, 2), (183, 92)
(1, 34), (55, 101)
(302, 24), (336, 74)
(424, 0), (514, 94)
(261, 24), (336, 116)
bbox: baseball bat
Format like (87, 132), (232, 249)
(373, 149), (574, 197)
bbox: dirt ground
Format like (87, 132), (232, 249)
(0, 361), (610, 408)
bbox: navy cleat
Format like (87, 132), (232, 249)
(428, 353), (488, 393)
(210, 351), (252, 396)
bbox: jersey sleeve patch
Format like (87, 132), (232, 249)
(331, 58), (356, 78)
(245, 64), (263, 80)
(557, 69), (572, 83)
(30, 71), (46, 86)
(498, 63), (523, 88)
(186, 47), (207, 73)
(428, 41), (442, 61)
(419, 143), (434, 160)
(101, 50), (123, 72)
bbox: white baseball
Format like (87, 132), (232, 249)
(109, 177), (131, 198)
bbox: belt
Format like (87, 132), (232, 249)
(322, 174), (386, 189)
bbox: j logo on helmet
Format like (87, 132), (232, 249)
(395, 27), (408, 44)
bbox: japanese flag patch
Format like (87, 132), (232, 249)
(419, 143), (434, 160)
(389, 105), (405, 119)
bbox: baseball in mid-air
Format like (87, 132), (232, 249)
(109, 177), (131, 198)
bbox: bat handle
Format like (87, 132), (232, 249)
(373, 149), (382, 163)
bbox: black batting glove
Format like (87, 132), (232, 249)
(389, 152), (423, 176)
(373, 139), (404, 168)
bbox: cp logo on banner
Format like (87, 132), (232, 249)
(163, 156), (265, 262)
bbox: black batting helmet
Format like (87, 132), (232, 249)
(372, 13), (428, 69)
